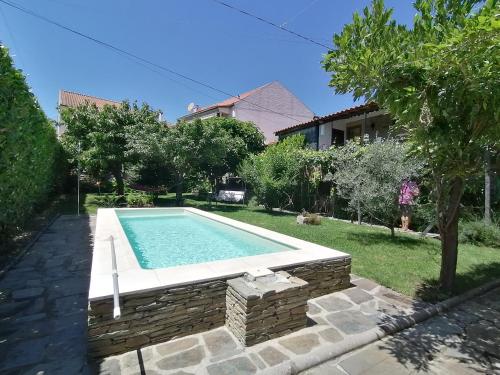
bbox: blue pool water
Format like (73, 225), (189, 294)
(117, 210), (295, 269)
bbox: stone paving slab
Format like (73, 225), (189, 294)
(93, 279), (500, 375)
(304, 287), (500, 375)
(0, 215), (95, 375)
(91, 274), (436, 374)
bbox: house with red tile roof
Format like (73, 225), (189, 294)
(56, 90), (122, 137)
(58, 89), (121, 110)
(178, 81), (314, 144)
(275, 102), (394, 150)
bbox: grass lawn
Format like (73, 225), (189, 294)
(61, 193), (499, 301)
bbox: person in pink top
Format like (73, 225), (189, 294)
(399, 180), (420, 231)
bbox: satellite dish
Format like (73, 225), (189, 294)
(187, 102), (198, 113)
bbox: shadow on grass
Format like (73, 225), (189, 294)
(415, 262), (500, 302)
(376, 262), (500, 373)
(346, 230), (435, 251)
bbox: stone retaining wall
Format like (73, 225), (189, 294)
(226, 271), (309, 346)
(281, 257), (351, 298)
(88, 257), (351, 357)
(88, 280), (227, 357)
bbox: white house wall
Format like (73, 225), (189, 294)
(233, 82), (314, 143)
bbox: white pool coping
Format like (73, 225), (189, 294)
(89, 207), (350, 301)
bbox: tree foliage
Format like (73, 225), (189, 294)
(239, 135), (333, 210)
(332, 140), (422, 236)
(199, 117), (265, 180)
(323, 0), (499, 290)
(0, 45), (58, 240)
(60, 101), (163, 195)
(126, 116), (264, 204)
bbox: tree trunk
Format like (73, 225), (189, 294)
(113, 168), (124, 195)
(439, 217), (460, 290)
(484, 149), (492, 225)
(437, 177), (464, 291)
(175, 173), (183, 207)
(390, 226), (395, 237)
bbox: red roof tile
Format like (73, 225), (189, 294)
(187, 82), (272, 115)
(275, 102), (379, 136)
(59, 90), (120, 109)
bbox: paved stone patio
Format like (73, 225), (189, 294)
(0, 215), (498, 375)
(0, 215), (95, 374)
(303, 286), (500, 374)
(92, 275), (454, 374)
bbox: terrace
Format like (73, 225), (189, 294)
(0, 202), (498, 374)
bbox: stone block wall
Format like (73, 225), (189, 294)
(280, 257), (351, 298)
(87, 280), (227, 357)
(87, 257), (351, 357)
(226, 271), (309, 346)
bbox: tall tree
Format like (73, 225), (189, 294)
(197, 117), (265, 189)
(239, 135), (305, 210)
(132, 119), (233, 205)
(168, 120), (233, 204)
(60, 102), (162, 195)
(323, 0), (500, 290)
(206, 117), (264, 172)
(332, 140), (422, 237)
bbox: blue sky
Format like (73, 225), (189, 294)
(0, 0), (416, 123)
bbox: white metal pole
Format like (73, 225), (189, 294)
(109, 235), (121, 319)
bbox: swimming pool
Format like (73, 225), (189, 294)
(88, 207), (351, 356)
(117, 210), (295, 268)
(89, 207), (350, 301)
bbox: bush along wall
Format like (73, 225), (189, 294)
(0, 44), (58, 242)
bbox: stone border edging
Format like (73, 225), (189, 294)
(0, 213), (61, 281)
(260, 278), (500, 375)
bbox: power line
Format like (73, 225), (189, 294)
(0, 0), (305, 123)
(210, 0), (332, 50)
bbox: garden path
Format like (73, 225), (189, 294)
(0, 215), (94, 374)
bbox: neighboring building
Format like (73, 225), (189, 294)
(178, 81), (314, 143)
(275, 102), (393, 150)
(56, 90), (121, 137)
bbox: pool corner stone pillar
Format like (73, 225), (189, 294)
(225, 269), (309, 346)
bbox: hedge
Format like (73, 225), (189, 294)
(0, 44), (58, 240)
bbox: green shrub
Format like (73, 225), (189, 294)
(459, 221), (500, 248)
(126, 193), (153, 207)
(300, 211), (322, 225)
(247, 196), (259, 208)
(94, 194), (121, 208)
(0, 45), (58, 241)
(239, 135), (332, 211)
(192, 178), (212, 197)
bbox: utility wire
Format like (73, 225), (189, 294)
(0, 0), (305, 123)
(210, 0), (332, 50)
